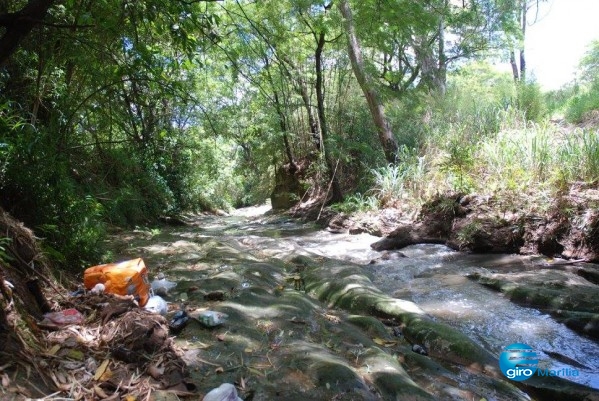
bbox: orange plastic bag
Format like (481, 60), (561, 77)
(83, 258), (151, 306)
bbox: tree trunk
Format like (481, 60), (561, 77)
(519, 0), (527, 82)
(337, 0), (399, 165)
(436, 11), (447, 95)
(315, 30), (342, 202)
(510, 50), (519, 82)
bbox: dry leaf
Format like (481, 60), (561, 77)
(47, 344), (61, 355)
(147, 364), (165, 380)
(214, 367), (224, 374)
(94, 384), (109, 399)
(373, 337), (397, 347)
(94, 359), (110, 381)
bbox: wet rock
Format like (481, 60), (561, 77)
(362, 350), (435, 400)
(312, 361), (370, 396)
(346, 315), (389, 338)
(411, 344), (428, 356)
(469, 269), (599, 340)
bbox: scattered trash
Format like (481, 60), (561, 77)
(90, 283), (105, 294)
(202, 383), (243, 401)
(392, 327), (403, 337)
(144, 295), (168, 315)
(169, 309), (189, 334)
(412, 344), (428, 356)
(69, 287), (85, 297)
(39, 308), (84, 329)
(84, 258), (151, 306)
(151, 272), (177, 296)
(196, 311), (228, 327)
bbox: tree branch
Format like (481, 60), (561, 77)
(0, 0), (56, 66)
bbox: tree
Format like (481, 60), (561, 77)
(0, 0), (55, 66)
(507, 0), (548, 83)
(337, 0), (399, 165)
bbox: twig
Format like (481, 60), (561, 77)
(317, 159), (340, 221)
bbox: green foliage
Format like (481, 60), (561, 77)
(544, 83), (578, 117)
(439, 138), (474, 192)
(558, 129), (599, 183)
(579, 40), (599, 85)
(565, 81), (599, 123)
(330, 193), (378, 214)
(516, 81), (546, 122)
(370, 147), (427, 207)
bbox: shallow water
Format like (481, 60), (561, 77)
(217, 208), (599, 390)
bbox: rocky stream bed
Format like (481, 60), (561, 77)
(2, 200), (599, 400)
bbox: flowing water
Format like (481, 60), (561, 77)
(219, 207), (599, 391)
(129, 205), (599, 398)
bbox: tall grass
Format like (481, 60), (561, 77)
(370, 108), (599, 212)
(368, 62), (598, 213)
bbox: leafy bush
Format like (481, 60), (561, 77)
(565, 81), (599, 123)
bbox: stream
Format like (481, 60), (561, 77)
(220, 207), (599, 389)
(126, 205), (599, 399)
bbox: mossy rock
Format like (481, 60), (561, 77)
(362, 349), (436, 400)
(346, 315), (390, 339)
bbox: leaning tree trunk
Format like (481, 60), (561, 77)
(338, 0), (400, 165)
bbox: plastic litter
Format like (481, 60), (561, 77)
(40, 308), (84, 327)
(83, 258), (151, 306)
(151, 273), (177, 296)
(144, 295), (168, 315)
(168, 309), (189, 334)
(202, 383), (243, 401)
(196, 310), (228, 327)
(90, 283), (105, 294)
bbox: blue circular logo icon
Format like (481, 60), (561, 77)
(499, 343), (538, 381)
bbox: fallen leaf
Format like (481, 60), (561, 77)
(215, 367), (224, 374)
(47, 344), (61, 355)
(373, 337), (397, 347)
(94, 384), (109, 399)
(94, 359), (110, 381)
(66, 349), (85, 361)
(147, 364), (165, 380)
